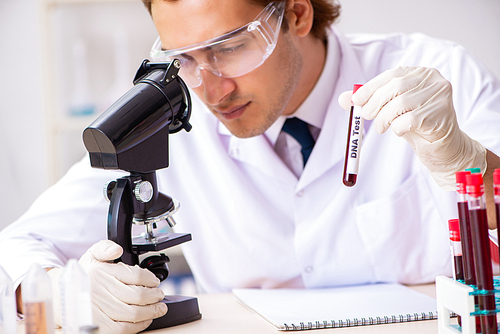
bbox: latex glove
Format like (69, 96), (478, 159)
(338, 66), (486, 190)
(49, 240), (167, 334)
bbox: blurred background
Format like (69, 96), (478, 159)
(1, 0), (499, 230)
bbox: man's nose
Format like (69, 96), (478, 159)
(199, 68), (236, 106)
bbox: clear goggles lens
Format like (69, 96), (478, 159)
(150, 1), (286, 88)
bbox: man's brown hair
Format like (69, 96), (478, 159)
(141, 0), (341, 41)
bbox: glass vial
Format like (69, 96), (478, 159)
(0, 266), (17, 334)
(60, 259), (94, 334)
(22, 263), (54, 334)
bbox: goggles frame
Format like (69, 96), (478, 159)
(150, 1), (286, 87)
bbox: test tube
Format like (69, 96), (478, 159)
(448, 219), (464, 281)
(60, 259), (94, 334)
(0, 266), (17, 334)
(343, 84), (364, 187)
(455, 171), (477, 284)
(448, 219), (463, 326)
(22, 263), (55, 334)
(494, 169), (500, 261)
(456, 170), (482, 332)
(466, 172), (497, 334)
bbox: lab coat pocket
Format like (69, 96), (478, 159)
(354, 172), (450, 284)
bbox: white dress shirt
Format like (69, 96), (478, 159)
(272, 34), (340, 177)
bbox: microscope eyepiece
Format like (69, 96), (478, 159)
(83, 59), (191, 173)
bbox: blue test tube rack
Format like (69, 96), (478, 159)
(436, 275), (500, 334)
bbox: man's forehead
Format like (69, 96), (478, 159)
(151, 0), (264, 50)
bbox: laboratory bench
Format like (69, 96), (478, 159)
(17, 283), (448, 334)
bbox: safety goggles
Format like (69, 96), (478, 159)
(150, 1), (286, 88)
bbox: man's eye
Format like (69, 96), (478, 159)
(217, 44), (245, 55)
(178, 53), (195, 61)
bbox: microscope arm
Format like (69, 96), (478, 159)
(107, 177), (139, 266)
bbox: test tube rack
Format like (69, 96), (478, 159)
(436, 275), (500, 334)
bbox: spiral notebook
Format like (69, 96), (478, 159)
(233, 283), (438, 331)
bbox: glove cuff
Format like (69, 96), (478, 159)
(428, 131), (487, 191)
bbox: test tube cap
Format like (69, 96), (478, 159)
(448, 218), (460, 232)
(465, 167), (481, 174)
(465, 172), (484, 197)
(455, 171), (470, 194)
(351, 84), (363, 104)
(448, 219), (460, 241)
(493, 168), (500, 185)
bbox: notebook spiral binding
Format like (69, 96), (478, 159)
(283, 312), (437, 330)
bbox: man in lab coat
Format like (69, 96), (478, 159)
(1, 0), (500, 333)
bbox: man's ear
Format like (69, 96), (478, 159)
(286, 0), (314, 37)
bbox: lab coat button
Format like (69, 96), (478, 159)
(305, 266), (313, 273)
(230, 147), (240, 158)
(296, 190), (304, 197)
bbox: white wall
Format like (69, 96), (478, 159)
(336, 0), (500, 79)
(0, 0), (46, 228)
(1, 0), (499, 231)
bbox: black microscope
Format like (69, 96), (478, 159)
(82, 59), (201, 330)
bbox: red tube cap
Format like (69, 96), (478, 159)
(455, 171), (470, 194)
(448, 219), (460, 241)
(466, 173), (484, 197)
(494, 168), (500, 185)
(448, 218), (460, 232)
(351, 84), (363, 104)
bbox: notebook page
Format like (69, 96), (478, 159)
(233, 283), (438, 330)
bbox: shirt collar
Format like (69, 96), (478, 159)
(217, 28), (342, 141)
(264, 32), (341, 146)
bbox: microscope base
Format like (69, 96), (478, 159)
(145, 295), (202, 331)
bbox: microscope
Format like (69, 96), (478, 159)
(82, 59), (201, 330)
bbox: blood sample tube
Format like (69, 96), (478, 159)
(466, 172), (497, 334)
(456, 171), (482, 332)
(343, 84), (364, 187)
(456, 171), (477, 285)
(494, 169), (500, 262)
(449, 219), (464, 281)
(448, 218), (463, 326)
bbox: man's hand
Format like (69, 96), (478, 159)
(48, 240), (167, 334)
(338, 66), (486, 190)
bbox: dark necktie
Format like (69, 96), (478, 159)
(282, 117), (315, 166)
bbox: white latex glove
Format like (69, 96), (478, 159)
(338, 66), (486, 190)
(48, 240), (167, 334)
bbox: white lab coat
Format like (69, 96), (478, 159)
(1, 27), (500, 293)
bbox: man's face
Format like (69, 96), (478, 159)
(151, 0), (303, 138)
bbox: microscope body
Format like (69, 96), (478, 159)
(83, 60), (201, 330)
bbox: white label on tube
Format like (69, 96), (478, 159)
(346, 105), (364, 174)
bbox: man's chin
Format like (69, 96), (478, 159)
(223, 122), (267, 139)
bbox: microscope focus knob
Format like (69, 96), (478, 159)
(140, 254), (170, 282)
(103, 181), (117, 202)
(134, 181), (154, 203)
